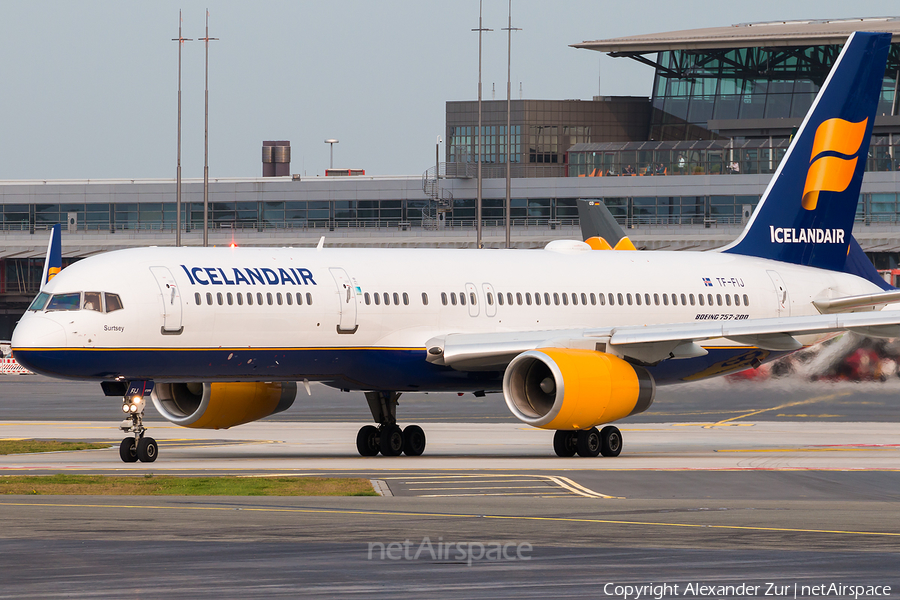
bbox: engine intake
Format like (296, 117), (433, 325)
(503, 349), (654, 430)
(151, 382), (297, 429)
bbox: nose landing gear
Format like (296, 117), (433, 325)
(118, 383), (158, 463)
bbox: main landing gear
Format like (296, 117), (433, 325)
(119, 391), (158, 463)
(553, 426), (622, 458)
(356, 391), (427, 457)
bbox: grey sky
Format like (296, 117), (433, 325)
(0, 1), (894, 180)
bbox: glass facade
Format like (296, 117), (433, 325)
(649, 44), (900, 141)
(448, 125), (523, 164)
(568, 137), (900, 178)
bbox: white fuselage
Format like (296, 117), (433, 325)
(11, 244), (881, 388)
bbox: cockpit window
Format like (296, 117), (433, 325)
(105, 293), (123, 312)
(46, 293), (81, 312)
(29, 292), (51, 312)
(83, 292), (102, 312)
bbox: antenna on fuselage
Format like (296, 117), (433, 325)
(316, 236), (325, 251)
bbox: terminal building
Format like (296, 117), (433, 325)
(3, 18), (900, 337)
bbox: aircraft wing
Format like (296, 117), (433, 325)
(426, 310), (900, 370)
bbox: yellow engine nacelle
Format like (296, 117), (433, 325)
(151, 382), (297, 429)
(503, 349), (655, 430)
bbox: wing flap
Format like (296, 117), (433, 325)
(429, 310), (900, 370)
(813, 290), (900, 313)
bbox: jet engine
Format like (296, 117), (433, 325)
(503, 349), (654, 430)
(151, 382), (297, 429)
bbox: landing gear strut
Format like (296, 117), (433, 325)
(553, 425), (622, 458)
(119, 389), (158, 463)
(356, 391), (426, 457)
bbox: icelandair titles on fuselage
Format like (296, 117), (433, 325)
(180, 265), (317, 286)
(769, 226), (845, 244)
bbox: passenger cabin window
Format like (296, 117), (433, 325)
(497, 293), (504, 306)
(393, 292), (400, 305)
(277, 293), (283, 306)
(267, 293), (273, 306)
(487, 293), (494, 305)
(257, 292), (263, 305)
(306, 292), (313, 305)
(28, 292), (51, 311)
(662, 294), (669, 306)
(598, 293), (606, 306)
(403, 293), (409, 306)
(572, 293), (578, 306)
(525, 293), (532, 306)
(635, 293), (642, 306)
(608, 293), (614, 306)
(286, 293), (292, 305)
(544, 293), (551, 305)
(237, 293), (244, 306)
(533, 293), (540, 306)
(227, 293), (234, 306)
(516, 292), (523, 306)
(247, 293), (254, 305)
(207, 293), (213, 305)
(506, 292), (513, 305)
(421, 292), (428, 306)
(83, 292), (102, 312)
(459, 292), (466, 306)
(698, 294), (704, 306)
(644, 293), (650, 305)
(733, 294), (740, 306)
(616, 293), (623, 306)
(450, 293), (457, 306)
(671, 294), (677, 306)
(626, 293), (632, 306)
(217, 292), (224, 306)
(681, 294), (687, 305)
(46, 293), (81, 312)
(553, 293), (560, 306)
(374, 293), (381, 305)
(743, 294), (750, 306)
(441, 292), (448, 306)
(590, 293), (596, 306)
(296, 292), (303, 305)
(689, 294), (695, 306)
(562, 294), (569, 306)
(716, 294), (722, 306)
(469, 292), (476, 305)
(194, 292), (201, 306)
(725, 294), (732, 306)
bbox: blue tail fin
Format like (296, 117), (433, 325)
(723, 32), (892, 272)
(39, 223), (62, 290)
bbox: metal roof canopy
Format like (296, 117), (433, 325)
(572, 17), (900, 55)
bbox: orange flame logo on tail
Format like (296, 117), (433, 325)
(801, 117), (868, 211)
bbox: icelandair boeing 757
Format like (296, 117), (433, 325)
(12, 32), (900, 462)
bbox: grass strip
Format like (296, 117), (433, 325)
(0, 474), (377, 496)
(0, 440), (111, 455)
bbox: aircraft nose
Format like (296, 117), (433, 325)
(11, 315), (67, 350)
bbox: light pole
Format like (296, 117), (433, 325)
(503, 0), (521, 249)
(472, 0), (491, 249)
(325, 139), (339, 170)
(200, 9), (218, 248)
(172, 11), (192, 247)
